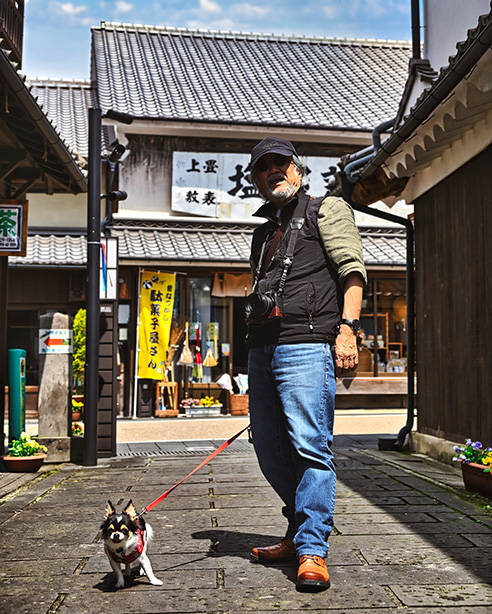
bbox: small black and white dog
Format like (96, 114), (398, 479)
(100, 500), (162, 589)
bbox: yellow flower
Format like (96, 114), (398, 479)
(482, 453), (492, 467)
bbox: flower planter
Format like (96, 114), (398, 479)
(461, 462), (492, 498)
(72, 411), (82, 421)
(185, 404), (222, 417)
(1, 453), (47, 473)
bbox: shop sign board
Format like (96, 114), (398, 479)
(172, 152), (339, 218)
(39, 329), (73, 354)
(0, 200), (29, 256)
(137, 270), (176, 379)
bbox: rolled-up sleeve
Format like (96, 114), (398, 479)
(317, 196), (367, 286)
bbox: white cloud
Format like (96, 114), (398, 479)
(115, 1), (133, 13)
(52, 2), (88, 15)
(231, 4), (269, 19)
(199, 0), (222, 15)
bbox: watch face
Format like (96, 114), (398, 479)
(352, 319), (361, 332)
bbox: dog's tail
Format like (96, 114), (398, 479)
(145, 523), (154, 542)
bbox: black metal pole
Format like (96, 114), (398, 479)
(84, 108), (101, 466)
(397, 220), (415, 448)
(340, 173), (416, 450)
(0, 256), (8, 455)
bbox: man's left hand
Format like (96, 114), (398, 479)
(333, 326), (358, 377)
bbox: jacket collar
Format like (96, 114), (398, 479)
(252, 189), (304, 224)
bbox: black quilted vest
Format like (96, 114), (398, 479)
(248, 190), (342, 347)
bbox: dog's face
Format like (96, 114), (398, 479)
(100, 500), (139, 545)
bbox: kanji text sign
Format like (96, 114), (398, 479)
(0, 201), (29, 256)
(39, 329), (73, 354)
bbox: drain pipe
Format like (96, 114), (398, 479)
(344, 118), (396, 179)
(340, 174), (415, 450)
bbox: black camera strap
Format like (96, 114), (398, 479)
(277, 216), (304, 298)
(253, 195), (307, 293)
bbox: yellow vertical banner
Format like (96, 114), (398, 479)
(138, 271), (176, 379)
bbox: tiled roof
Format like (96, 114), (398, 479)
(9, 225), (406, 267)
(28, 79), (113, 160)
(92, 22), (411, 131)
(360, 228), (406, 266)
(8, 235), (87, 266)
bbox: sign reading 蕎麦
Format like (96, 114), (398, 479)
(0, 201), (29, 256)
(137, 271), (176, 379)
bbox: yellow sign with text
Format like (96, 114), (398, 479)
(138, 271), (176, 379)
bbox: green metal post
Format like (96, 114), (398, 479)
(8, 348), (26, 443)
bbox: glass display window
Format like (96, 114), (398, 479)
(359, 277), (407, 376)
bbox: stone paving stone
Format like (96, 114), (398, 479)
(334, 520), (491, 535)
(335, 504), (441, 514)
(0, 558), (82, 577)
(461, 533), (492, 547)
(79, 568), (218, 591)
(336, 512), (436, 524)
(56, 585), (396, 613)
(390, 583), (492, 607)
(361, 545), (492, 567)
(332, 533), (476, 550)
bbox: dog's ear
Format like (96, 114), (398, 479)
(105, 500), (116, 519)
(123, 500), (138, 520)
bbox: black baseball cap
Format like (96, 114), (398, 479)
(250, 137), (298, 168)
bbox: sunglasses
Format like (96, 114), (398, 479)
(255, 154), (291, 173)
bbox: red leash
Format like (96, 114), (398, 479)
(138, 424), (250, 517)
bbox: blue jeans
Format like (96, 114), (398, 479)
(248, 343), (336, 558)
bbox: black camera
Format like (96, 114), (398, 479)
(245, 290), (283, 324)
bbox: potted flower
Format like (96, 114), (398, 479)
(72, 398), (84, 421)
(453, 439), (492, 497)
(2, 432), (48, 472)
(72, 422), (84, 437)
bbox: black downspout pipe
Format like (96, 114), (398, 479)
(411, 0), (421, 60)
(341, 175), (415, 450)
(84, 108), (102, 466)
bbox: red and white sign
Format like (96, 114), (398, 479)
(39, 329), (73, 354)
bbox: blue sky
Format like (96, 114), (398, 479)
(23, 0), (413, 80)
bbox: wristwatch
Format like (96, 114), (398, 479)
(339, 318), (361, 333)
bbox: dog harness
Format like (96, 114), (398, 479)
(110, 528), (145, 565)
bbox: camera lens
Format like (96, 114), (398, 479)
(245, 292), (275, 320)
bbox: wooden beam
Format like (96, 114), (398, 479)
(0, 159), (23, 183)
(12, 178), (37, 199)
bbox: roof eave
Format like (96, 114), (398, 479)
(0, 51), (88, 193)
(354, 10), (492, 191)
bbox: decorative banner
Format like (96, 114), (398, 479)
(138, 271), (176, 379)
(0, 201), (29, 256)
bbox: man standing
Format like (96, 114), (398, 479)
(246, 137), (366, 592)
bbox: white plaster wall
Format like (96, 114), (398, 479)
(423, 0), (490, 72)
(27, 193), (87, 229)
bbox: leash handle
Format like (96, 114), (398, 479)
(140, 424), (250, 516)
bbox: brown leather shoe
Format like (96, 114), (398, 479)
(250, 537), (296, 564)
(296, 555), (330, 592)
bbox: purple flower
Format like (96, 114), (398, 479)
(466, 439), (472, 446)
(472, 441), (482, 450)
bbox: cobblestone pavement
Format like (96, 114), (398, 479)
(1, 434), (492, 613)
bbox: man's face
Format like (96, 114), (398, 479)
(254, 153), (302, 207)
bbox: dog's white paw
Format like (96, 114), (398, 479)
(149, 578), (163, 586)
(115, 580), (125, 589)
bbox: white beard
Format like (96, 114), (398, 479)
(266, 180), (298, 205)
